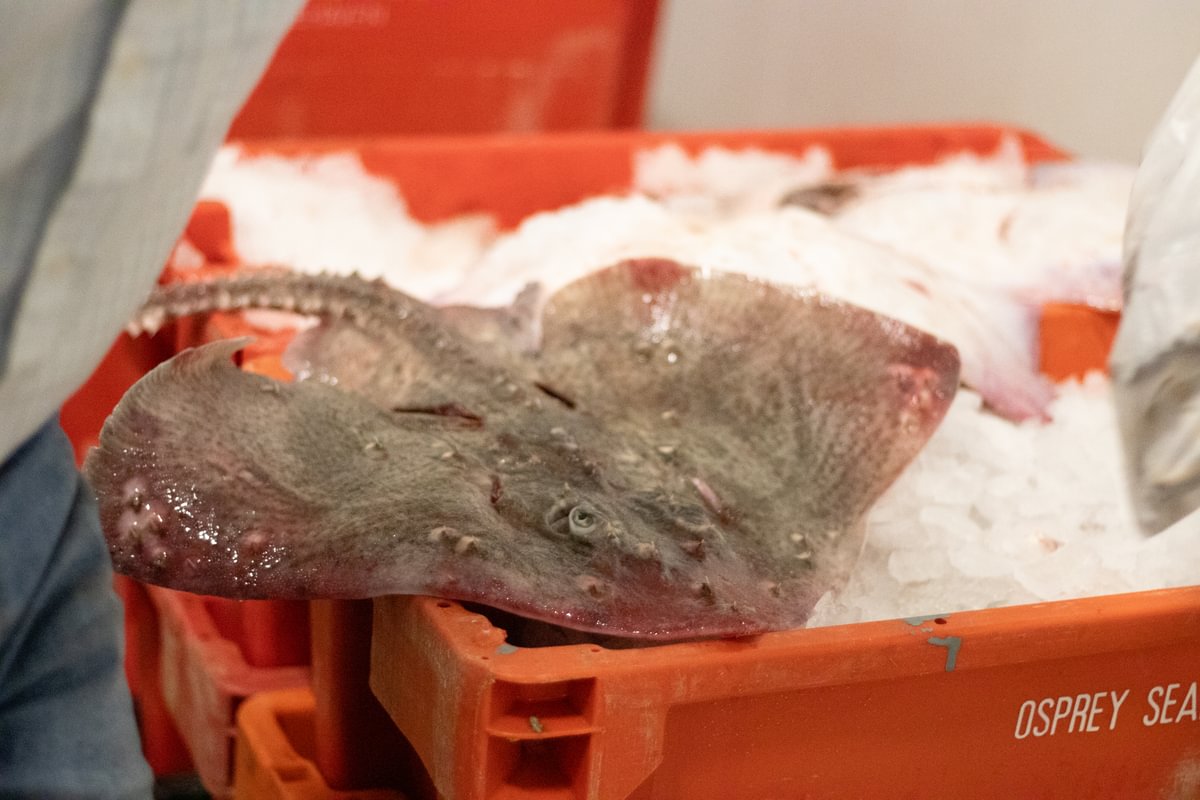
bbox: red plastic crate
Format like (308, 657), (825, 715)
(149, 587), (311, 798)
(202, 597), (312, 670)
(368, 588), (1200, 800)
(228, 0), (661, 139)
(118, 126), (1165, 797)
(165, 126), (1180, 800)
(1039, 302), (1121, 382)
(115, 576), (194, 777)
(233, 687), (406, 800)
(232, 125), (1067, 229)
(231, 602), (434, 800)
(306, 601), (435, 796)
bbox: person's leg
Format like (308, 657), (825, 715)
(0, 418), (152, 800)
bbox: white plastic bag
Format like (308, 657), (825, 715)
(1111, 56), (1200, 533)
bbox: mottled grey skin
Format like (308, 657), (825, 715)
(85, 260), (960, 639)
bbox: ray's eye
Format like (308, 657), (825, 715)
(568, 505), (598, 536)
(542, 500), (603, 542)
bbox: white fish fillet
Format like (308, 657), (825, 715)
(832, 164), (1133, 310)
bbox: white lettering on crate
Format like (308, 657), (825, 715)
(1013, 690), (1129, 739)
(1142, 682), (1199, 726)
(1014, 682), (1200, 739)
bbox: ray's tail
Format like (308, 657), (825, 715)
(129, 269), (422, 337)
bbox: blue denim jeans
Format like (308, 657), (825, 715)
(0, 418), (152, 799)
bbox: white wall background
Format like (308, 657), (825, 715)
(646, 1), (1200, 161)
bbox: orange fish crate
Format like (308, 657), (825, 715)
(233, 687), (405, 800)
(227, 0), (661, 139)
(138, 125), (1195, 800)
(114, 575), (194, 777)
(149, 588), (311, 797)
(373, 587), (1200, 800)
(60, 124), (1178, 798)
(233, 585), (1200, 800)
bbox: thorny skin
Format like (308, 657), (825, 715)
(84, 259), (960, 639)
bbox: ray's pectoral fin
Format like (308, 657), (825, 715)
(83, 338), (501, 600)
(537, 259), (961, 628)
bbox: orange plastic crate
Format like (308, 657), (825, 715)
(115, 576), (194, 778)
(100, 126), (1170, 797)
(228, 0), (661, 139)
(178, 126), (1187, 799)
(233, 687), (405, 800)
(234, 587), (1200, 800)
(1039, 302), (1121, 382)
(149, 587), (311, 797)
(367, 588), (1200, 800)
(232, 125), (1067, 229)
(232, 602), (433, 799)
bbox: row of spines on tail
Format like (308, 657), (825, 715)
(129, 268), (423, 337)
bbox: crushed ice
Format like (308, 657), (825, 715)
(189, 140), (1186, 627)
